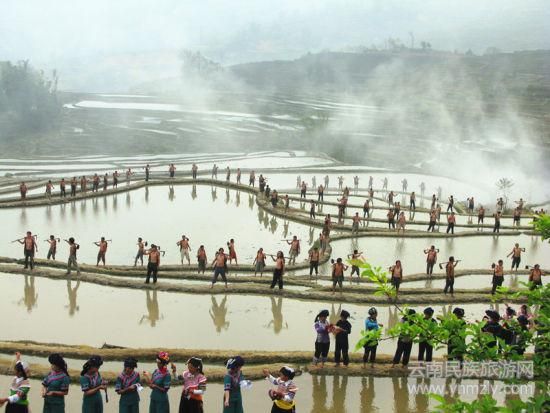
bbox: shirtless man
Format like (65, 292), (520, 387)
(126, 168), (133, 184)
(477, 205), (485, 230)
(249, 170), (255, 186)
(401, 178), (408, 192)
(446, 212), (456, 234)
(192, 164), (198, 179)
(491, 260), (504, 295)
(236, 168), (241, 184)
(447, 196), (454, 213)
(300, 181), (307, 199)
(390, 260), (403, 296)
(211, 164), (218, 179)
(352, 213), (361, 234)
(363, 199), (370, 219)
(270, 251), (285, 290)
(427, 209), (437, 232)
(493, 211), (501, 233)
(309, 200), (316, 220)
(410, 192), (416, 211)
(443, 257), (458, 295)
(528, 264), (544, 289)
(94, 237), (109, 266)
(197, 245), (207, 274)
(113, 171), (119, 188)
(308, 247), (320, 277)
(513, 208), (521, 227)
(424, 245), (438, 275)
(507, 243), (525, 271)
(211, 248), (228, 289)
(45, 235), (58, 260)
(19, 182), (28, 200)
(45, 180), (54, 198)
(92, 174), (100, 192)
(80, 176), (87, 192)
(60, 178), (67, 197)
(348, 250), (365, 277)
(496, 197), (504, 213)
(317, 184), (324, 201)
(287, 236), (300, 265)
(435, 204), (442, 223)
(103, 174), (108, 191)
(144, 244), (161, 284)
(387, 209), (396, 230)
(338, 196), (347, 221)
(18, 231), (37, 270)
(65, 237), (80, 275)
(515, 198), (525, 212)
(397, 212), (406, 235)
(467, 197), (475, 215)
(253, 248), (267, 277)
(332, 258), (348, 294)
(134, 237), (146, 266)
(70, 177), (77, 196)
(430, 194), (437, 210)
(169, 163), (176, 178)
(177, 235), (192, 265)
(225, 167), (231, 182)
(284, 194), (290, 213)
(388, 191), (394, 206)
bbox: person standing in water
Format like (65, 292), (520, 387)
(491, 260), (504, 295)
(144, 244), (161, 284)
(253, 248), (267, 277)
(211, 164), (218, 179)
(270, 251), (285, 290)
(94, 237), (109, 266)
(424, 245), (438, 276)
(46, 235), (58, 260)
(286, 236), (300, 265)
(227, 239), (238, 265)
(115, 358), (141, 413)
(477, 205), (485, 230)
(19, 182), (28, 200)
(397, 212), (406, 235)
(507, 243), (525, 271)
(211, 248), (228, 289)
(249, 170), (255, 186)
(70, 177), (77, 196)
(390, 260), (403, 297)
(332, 258), (348, 294)
(409, 191), (416, 211)
(309, 200), (316, 219)
(528, 264), (544, 289)
(18, 231), (37, 270)
(225, 167), (231, 182)
(64, 237), (80, 275)
(493, 211), (501, 233)
(134, 237), (146, 267)
(59, 178), (67, 197)
(197, 245), (208, 275)
(177, 235), (192, 266)
(352, 212), (361, 234)
(308, 247), (320, 278)
(446, 212), (456, 234)
(443, 257), (458, 295)
(169, 164), (176, 178)
(191, 164), (198, 180)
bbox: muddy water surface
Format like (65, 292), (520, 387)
(0, 274), (522, 354)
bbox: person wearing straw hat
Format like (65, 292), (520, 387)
(0, 352), (31, 412)
(115, 358), (141, 413)
(42, 353), (70, 413)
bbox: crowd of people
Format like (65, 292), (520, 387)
(0, 351), (298, 413)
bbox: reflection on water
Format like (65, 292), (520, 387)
(210, 295), (230, 333)
(19, 275), (38, 313)
(191, 184), (197, 200)
(139, 290), (161, 327)
(66, 279), (80, 316)
(267, 296), (288, 334)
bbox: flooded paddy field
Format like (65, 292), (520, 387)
(0, 273), (525, 355)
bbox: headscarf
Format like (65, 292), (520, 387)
(315, 309), (329, 322)
(15, 361), (29, 380)
(156, 352), (170, 365)
(48, 353), (69, 376)
(81, 355), (103, 376)
(187, 357), (203, 374)
(225, 356), (245, 370)
(279, 366), (295, 380)
(124, 357), (138, 369)
(340, 310), (350, 319)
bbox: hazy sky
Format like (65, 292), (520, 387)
(1, 0), (549, 66)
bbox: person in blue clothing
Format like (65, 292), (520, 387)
(363, 307), (383, 367)
(80, 356), (106, 413)
(223, 356), (247, 413)
(143, 352), (171, 413)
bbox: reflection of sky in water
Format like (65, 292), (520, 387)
(0, 273), (530, 354)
